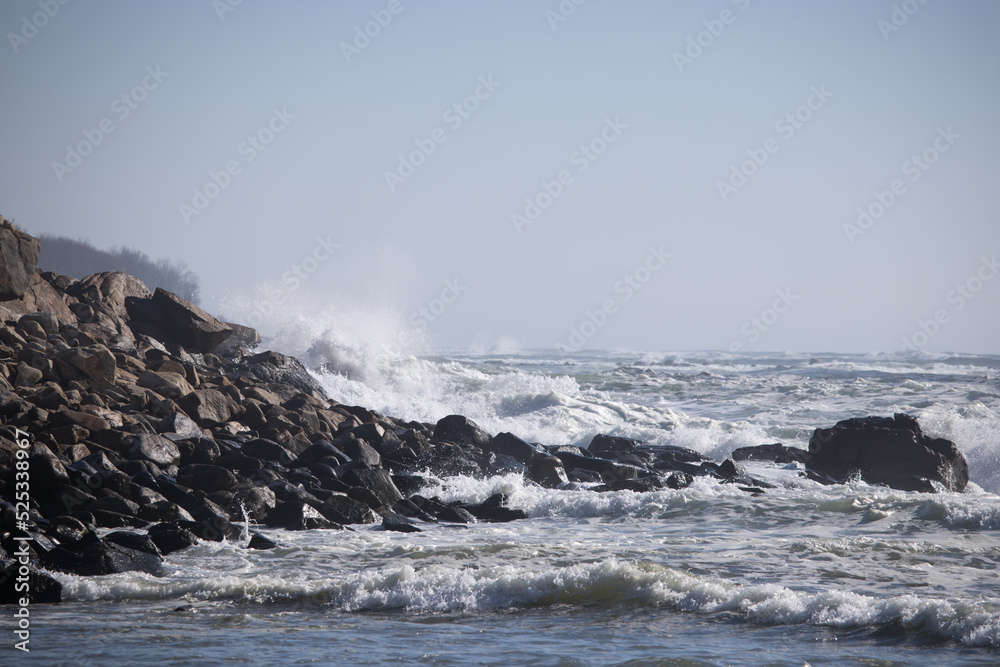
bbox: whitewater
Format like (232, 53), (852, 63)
(37, 327), (1000, 665)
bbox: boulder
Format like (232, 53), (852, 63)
(40, 531), (163, 576)
(485, 432), (540, 465)
(69, 272), (151, 321)
(55, 344), (117, 386)
(237, 350), (327, 398)
(247, 533), (277, 549)
(125, 288), (232, 353)
(806, 413), (969, 492)
(342, 468), (404, 509)
(0, 219), (40, 299)
(0, 560), (62, 604)
(588, 434), (642, 456)
(159, 412), (206, 439)
(529, 455), (568, 488)
(265, 501), (339, 530)
(732, 443), (808, 464)
(147, 522), (199, 555)
(176, 464), (239, 493)
(241, 438), (294, 465)
(434, 414), (491, 447)
(137, 370), (194, 399)
(215, 322), (261, 358)
(177, 389), (235, 426)
(318, 494), (376, 525)
(463, 493), (526, 523)
(121, 434), (181, 468)
(382, 515), (422, 533)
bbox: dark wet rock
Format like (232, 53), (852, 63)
(648, 445), (715, 475)
(0, 560), (62, 604)
(104, 530), (162, 557)
(596, 476), (666, 493)
(298, 440), (350, 466)
(485, 453), (529, 476)
(437, 505), (477, 524)
(342, 468), (403, 509)
(588, 434), (642, 457)
(265, 501), (340, 530)
(247, 532), (277, 549)
(40, 530), (163, 576)
(382, 515), (422, 533)
(434, 414), (491, 448)
(392, 498), (438, 523)
(665, 471), (694, 489)
(463, 493), (527, 523)
(88, 496), (139, 516)
(529, 455), (568, 488)
(147, 522), (199, 555)
(732, 443), (808, 464)
(319, 494), (376, 525)
(241, 438), (294, 465)
(90, 509), (147, 529)
(390, 473), (427, 497)
(138, 500), (194, 523)
(347, 486), (383, 510)
(126, 288), (232, 354)
(717, 459), (742, 481)
(332, 434), (381, 467)
(806, 413), (969, 493)
(229, 486), (277, 523)
(485, 432), (540, 466)
(176, 464), (239, 493)
(178, 517), (242, 542)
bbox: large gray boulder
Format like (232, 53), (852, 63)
(69, 271), (151, 321)
(0, 218), (40, 300)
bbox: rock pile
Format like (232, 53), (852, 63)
(0, 219), (971, 605)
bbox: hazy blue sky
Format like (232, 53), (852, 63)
(2, 1), (998, 354)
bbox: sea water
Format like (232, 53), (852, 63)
(32, 348), (1000, 665)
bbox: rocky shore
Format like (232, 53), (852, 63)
(0, 219), (970, 605)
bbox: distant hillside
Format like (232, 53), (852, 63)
(37, 234), (200, 304)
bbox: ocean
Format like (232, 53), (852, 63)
(35, 348), (1000, 665)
